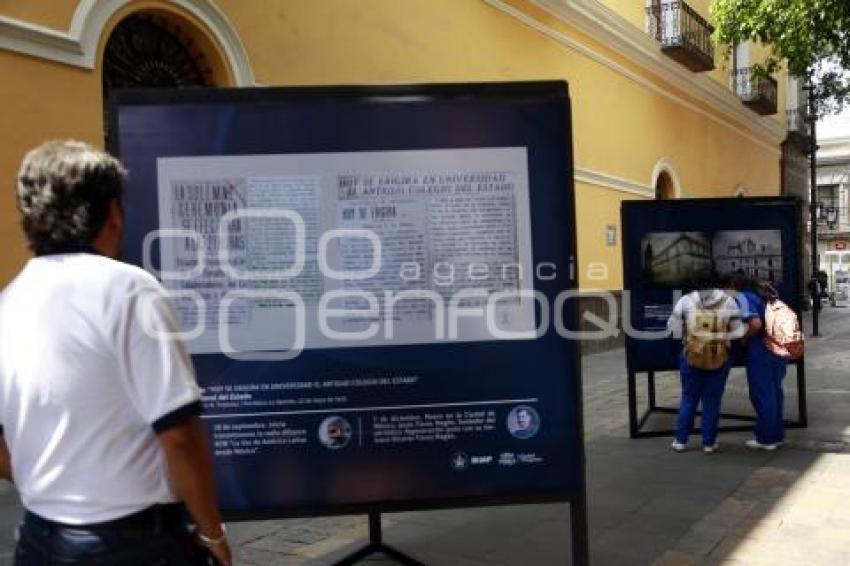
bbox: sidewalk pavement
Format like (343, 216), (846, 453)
(0, 309), (848, 565)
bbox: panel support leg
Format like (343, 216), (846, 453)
(333, 512), (425, 566)
(647, 370), (657, 411)
(571, 493), (590, 565)
(628, 370), (639, 438)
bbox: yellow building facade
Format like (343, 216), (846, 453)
(0, 0), (789, 290)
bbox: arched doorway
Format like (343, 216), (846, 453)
(650, 158), (682, 200)
(102, 12), (224, 145)
(655, 171), (675, 200)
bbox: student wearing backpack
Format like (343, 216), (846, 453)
(730, 276), (803, 450)
(668, 276), (743, 454)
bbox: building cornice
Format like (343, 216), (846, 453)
(483, 0), (785, 154)
(0, 17), (82, 60)
(0, 0), (254, 85)
(816, 170), (850, 185)
(575, 167), (654, 198)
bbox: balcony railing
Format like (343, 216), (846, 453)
(732, 67), (778, 115)
(646, 1), (715, 72)
(816, 205), (848, 233)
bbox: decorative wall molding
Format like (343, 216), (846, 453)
(0, 0), (254, 86)
(575, 166), (654, 198)
(483, 0), (785, 154)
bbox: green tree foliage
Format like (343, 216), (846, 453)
(711, 0), (850, 114)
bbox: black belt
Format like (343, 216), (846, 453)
(24, 503), (188, 536)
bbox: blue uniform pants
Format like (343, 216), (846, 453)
(746, 356), (788, 444)
(675, 355), (731, 446)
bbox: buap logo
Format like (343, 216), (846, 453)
(451, 452), (470, 471)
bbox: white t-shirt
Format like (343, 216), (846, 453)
(0, 253), (201, 524)
(667, 289), (744, 339)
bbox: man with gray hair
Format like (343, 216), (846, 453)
(0, 140), (231, 565)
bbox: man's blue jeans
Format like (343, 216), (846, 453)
(675, 354), (731, 446)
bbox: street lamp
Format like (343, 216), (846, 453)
(804, 77), (820, 336)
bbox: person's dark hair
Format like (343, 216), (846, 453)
(15, 140), (126, 255)
(686, 270), (719, 292)
(726, 272), (779, 301)
(726, 272), (760, 292)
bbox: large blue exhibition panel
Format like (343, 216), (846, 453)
(111, 82), (584, 518)
(622, 198), (802, 373)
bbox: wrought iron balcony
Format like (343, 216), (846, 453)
(732, 68), (778, 115)
(815, 204), (848, 233)
(646, 1), (715, 72)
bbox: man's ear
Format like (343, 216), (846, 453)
(92, 198), (125, 258)
(107, 198), (123, 227)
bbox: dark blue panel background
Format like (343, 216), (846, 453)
(621, 198), (802, 373)
(111, 84), (583, 518)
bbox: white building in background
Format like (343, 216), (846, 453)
(816, 111), (850, 293)
(713, 233), (783, 283)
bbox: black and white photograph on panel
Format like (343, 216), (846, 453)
(641, 231), (712, 287)
(712, 229), (783, 284)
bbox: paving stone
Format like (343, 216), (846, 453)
(587, 503), (633, 530)
(520, 514), (572, 544)
(412, 551), (495, 566)
(414, 524), (503, 560)
(639, 494), (722, 521)
(227, 520), (284, 545)
(707, 535), (757, 561)
(652, 549), (700, 566)
(673, 525), (728, 556)
(592, 530), (679, 566)
(483, 532), (574, 565)
(237, 545), (305, 565)
(610, 511), (693, 539)
(711, 534), (850, 565)
(302, 540), (367, 566)
(593, 548), (650, 566)
(728, 515), (783, 539)
(381, 520), (444, 546)
(243, 534), (305, 555)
